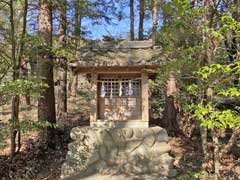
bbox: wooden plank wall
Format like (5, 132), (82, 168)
(99, 97), (141, 120)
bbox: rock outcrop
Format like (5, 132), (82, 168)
(61, 126), (177, 179)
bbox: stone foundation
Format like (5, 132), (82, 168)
(61, 126), (177, 179)
(90, 120), (149, 128)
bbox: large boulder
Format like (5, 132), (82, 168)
(61, 126), (177, 179)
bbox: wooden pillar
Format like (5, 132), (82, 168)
(141, 72), (149, 121)
(90, 73), (98, 121)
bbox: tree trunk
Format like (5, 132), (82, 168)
(9, 0), (28, 159)
(71, 0), (81, 97)
(9, 0), (18, 159)
(57, 0), (67, 119)
(152, 0), (158, 46)
(162, 73), (179, 135)
(200, 126), (210, 160)
(10, 96), (20, 159)
(38, 0), (56, 149)
(74, 0), (81, 54)
(138, 0), (144, 40)
(71, 73), (78, 97)
(212, 130), (220, 180)
(21, 59), (31, 105)
(199, 0), (211, 162)
(130, 0), (134, 40)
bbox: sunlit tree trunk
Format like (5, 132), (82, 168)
(9, 0), (28, 159)
(9, 0), (19, 159)
(130, 0), (134, 40)
(162, 73), (179, 136)
(152, 0), (158, 46)
(71, 73), (78, 97)
(200, 0), (210, 163)
(138, 0), (144, 40)
(212, 130), (220, 180)
(38, 0), (56, 148)
(57, 0), (67, 119)
(202, 0), (219, 175)
(71, 0), (81, 97)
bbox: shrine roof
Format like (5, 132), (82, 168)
(69, 40), (169, 70)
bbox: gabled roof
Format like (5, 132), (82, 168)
(69, 40), (168, 69)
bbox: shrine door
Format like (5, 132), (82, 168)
(98, 74), (142, 120)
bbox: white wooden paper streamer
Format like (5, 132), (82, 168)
(119, 81), (122, 97)
(100, 81), (106, 97)
(128, 80), (133, 96)
(110, 82), (113, 99)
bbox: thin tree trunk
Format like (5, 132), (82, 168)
(9, 0), (18, 159)
(38, 0), (56, 149)
(199, 0), (211, 162)
(200, 126), (209, 160)
(152, 0), (158, 46)
(21, 59), (31, 105)
(57, 0), (67, 119)
(10, 96), (19, 159)
(130, 0), (134, 40)
(212, 130), (220, 180)
(138, 0), (144, 40)
(9, 0), (28, 159)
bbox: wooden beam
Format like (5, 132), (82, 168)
(90, 73), (98, 121)
(73, 66), (159, 74)
(141, 72), (149, 122)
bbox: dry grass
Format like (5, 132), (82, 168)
(0, 95), (90, 180)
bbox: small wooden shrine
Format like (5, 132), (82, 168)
(70, 40), (165, 128)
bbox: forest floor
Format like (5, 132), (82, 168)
(0, 95), (240, 180)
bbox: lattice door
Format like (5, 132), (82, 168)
(98, 76), (141, 120)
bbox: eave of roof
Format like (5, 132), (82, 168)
(69, 40), (169, 71)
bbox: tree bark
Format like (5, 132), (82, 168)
(57, 0), (67, 119)
(9, 0), (28, 159)
(74, 0), (81, 55)
(212, 130), (220, 180)
(199, 0), (211, 161)
(21, 59), (31, 105)
(9, 0), (18, 159)
(38, 0), (56, 149)
(162, 73), (179, 135)
(130, 0), (134, 40)
(71, 0), (81, 97)
(138, 0), (144, 40)
(200, 126), (210, 160)
(152, 0), (158, 46)
(71, 73), (78, 97)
